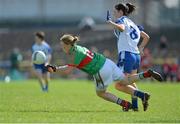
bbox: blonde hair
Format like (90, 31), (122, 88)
(60, 34), (79, 46)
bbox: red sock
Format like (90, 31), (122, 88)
(143, 71), (151, 78)
(120, 100), (129, 107)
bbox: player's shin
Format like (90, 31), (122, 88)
(120, 70), (161, 85)
(43, 73), (50, 92)
(96, 91), (132, 110)
(133, 90), (150, 111)
(44, 80), (48, 91)
(131, 83), (138, 110)
(132, 96), (138, 111)
(38, 78), (46, 91)
(115, 83), (138, 111)
(115, 82), (150, 105)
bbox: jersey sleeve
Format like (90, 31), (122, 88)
(47, 45), (52, 54)
(137, 25), (144, 31)
(46, 43), (52, 55)
(115, 17), (125, 24)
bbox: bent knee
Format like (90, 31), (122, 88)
(115, 83), (124, 90)
(96, 91), (105, 97)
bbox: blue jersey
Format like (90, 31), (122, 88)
(32, 41), (52, 72)
(114, 16), (142, 54)
(114, 16), (144, 73)
(32, 41), (52, 56)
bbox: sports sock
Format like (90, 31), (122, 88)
(133, 90), (144, 100)
(45, 84), (48, 90)
(117, 98), (130, 108)
(42, 85), (48, 92)
(116, 98), (123, 105)
(43, 84), (48, 92)
(132, 96), (138, 109)
(138, 71), (151, 79)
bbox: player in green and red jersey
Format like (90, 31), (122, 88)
(45, 34), (163, 111)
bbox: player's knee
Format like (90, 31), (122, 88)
(131, 83), (138, 88)
(37, 75), (43, 81)
(115, 83), (129, 91)
(115, 83), (123, 90)
(121, 76), (131, 85)
(43, 77), (49, 82)
(35, 72), (42, 79)
(96, 91), (105, 98)
(43, 74), (49, 81)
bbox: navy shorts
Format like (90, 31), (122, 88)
(117, 51), (141, 73)
(33, 64), (47, 74)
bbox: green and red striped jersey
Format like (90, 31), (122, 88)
(68, 45), (106, 75)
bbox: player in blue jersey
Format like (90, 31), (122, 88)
(107, 3), (150, 111)
(32, 31), (52, 92)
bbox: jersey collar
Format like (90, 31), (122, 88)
(69, 45), (76, 54)
(115, 16), (127, 23)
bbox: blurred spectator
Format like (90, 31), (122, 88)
(78, 17), (95, 31)
(141, 48), (153, 71)
(90, 46), (98, 53)
(69, 69), (88, 79)
(158, 35), (168, 57)
(177, 67), (180, 82)
(162, 58), (171, 81)
(10, 48), (23, 70)
(170, 60), (178, 82)
(9, 48), (24, 80)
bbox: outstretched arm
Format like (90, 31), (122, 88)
(107, 20), (125, 32)
(45, 64), (71, 73)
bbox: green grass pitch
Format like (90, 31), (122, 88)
(0, 79), (180, 123)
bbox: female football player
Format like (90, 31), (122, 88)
(45, 34), (162, 111)
(107, 3), (150, 111)
(32, 31), (52, 92)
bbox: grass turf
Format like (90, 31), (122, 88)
(0, 79), (180, 123)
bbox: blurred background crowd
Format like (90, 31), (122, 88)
(0, 0), (180, 82)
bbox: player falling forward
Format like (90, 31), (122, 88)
(32, 31), (52, 92)
(45, 34), (163, 111)
(107, 3), (150, 111)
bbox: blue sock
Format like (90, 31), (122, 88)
(134, 90), (144, 100)
(132, 96), (138, 109)
(44, 85), (48, 91)
(42, 85), (48, 92)
(45, 84), (48, 89)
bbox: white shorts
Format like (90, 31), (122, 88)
(93, 59), (125, 91)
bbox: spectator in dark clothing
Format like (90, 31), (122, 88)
(162, 58), (171, 81)
(159, 35), (168, 57)
(10, 48), (23, 70)
(141, 48), (152, 71)
(177, 67), (180, 82)
(170, 60), (178, 82)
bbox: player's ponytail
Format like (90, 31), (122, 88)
(126, 3), (136, 15)
(60, 34), (80, 46)
(115, 3), (135, 16)
(73, 36), (80, 43)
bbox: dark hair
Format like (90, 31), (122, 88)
(60, 34), (79, 46)
(35, 31), (45, 40)
(115, 3), (136, 16)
